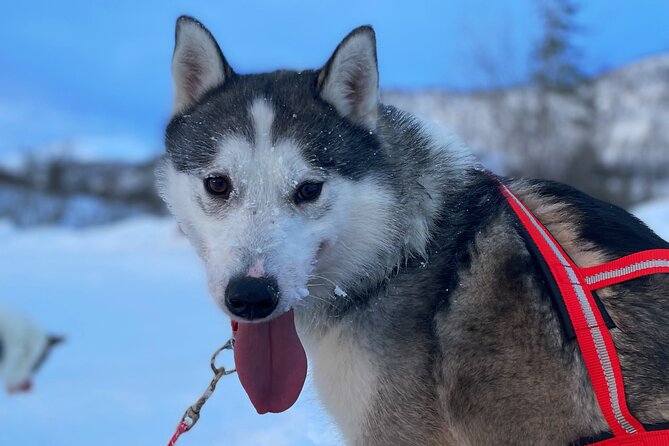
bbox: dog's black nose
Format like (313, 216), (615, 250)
(224, 276), (280, 320)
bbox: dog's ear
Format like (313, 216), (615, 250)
(47, 335), (65, 347)
(171, 16), (233, 114)
(317, 26), (379, 130)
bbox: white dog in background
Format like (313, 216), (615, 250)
(0, 305), (62, 394)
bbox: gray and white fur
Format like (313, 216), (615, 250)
(158, 17), (669, 445)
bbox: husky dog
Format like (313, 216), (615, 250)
(0, 305), (62, 393)
(157, 16), (669, 445)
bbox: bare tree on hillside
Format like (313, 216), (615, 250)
(508, 0), (633, 205)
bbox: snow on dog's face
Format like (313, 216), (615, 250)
(158, 17), (402, 322)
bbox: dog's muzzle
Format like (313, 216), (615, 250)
(224, 276), (280, 320)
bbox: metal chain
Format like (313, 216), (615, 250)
(168, 337), (236, 446)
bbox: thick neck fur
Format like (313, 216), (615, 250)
(296, 106), (478, 338)
(293, 108), (487, 445)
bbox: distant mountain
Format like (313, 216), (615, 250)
(385, 54), (669, 167)
(593, 55), (669, 167)
(384, 53), (669, 203)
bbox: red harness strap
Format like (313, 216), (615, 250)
(581, 250), (669, 291)
(498, 182), (669, 445)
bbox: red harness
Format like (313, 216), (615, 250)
(499, 182), (669, 445)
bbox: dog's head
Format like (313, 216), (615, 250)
(158, 17), (419, 323)
(0, 308), (64, 394)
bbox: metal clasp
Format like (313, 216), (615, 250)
(170, 337), (236, 444)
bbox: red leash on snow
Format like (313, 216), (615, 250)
(167, 338), (235, 446)
(499, 180), (669, 445)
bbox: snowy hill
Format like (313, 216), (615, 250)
(384, 54), (669, 170)
(384, 53), (669, 207)
(634, 198), (669, 241)
(594, 55), (669, 167)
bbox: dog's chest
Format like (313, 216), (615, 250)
(304, 324), (378, 444)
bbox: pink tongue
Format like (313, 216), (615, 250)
(233, 310), (307, 414)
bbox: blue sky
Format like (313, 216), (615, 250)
(1, 0), (668, 159)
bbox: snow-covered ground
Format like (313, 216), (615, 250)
(0, 217), (339, 446)
(0, 199), (667, 446)
(633, 198), (669, 241)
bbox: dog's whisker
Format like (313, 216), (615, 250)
(306, 274), (345, 290)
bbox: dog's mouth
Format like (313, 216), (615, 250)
(233, 309), (307, 414)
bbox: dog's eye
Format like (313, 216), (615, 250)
(294, 182), (323, 204)
(204, 176), (232, 198)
